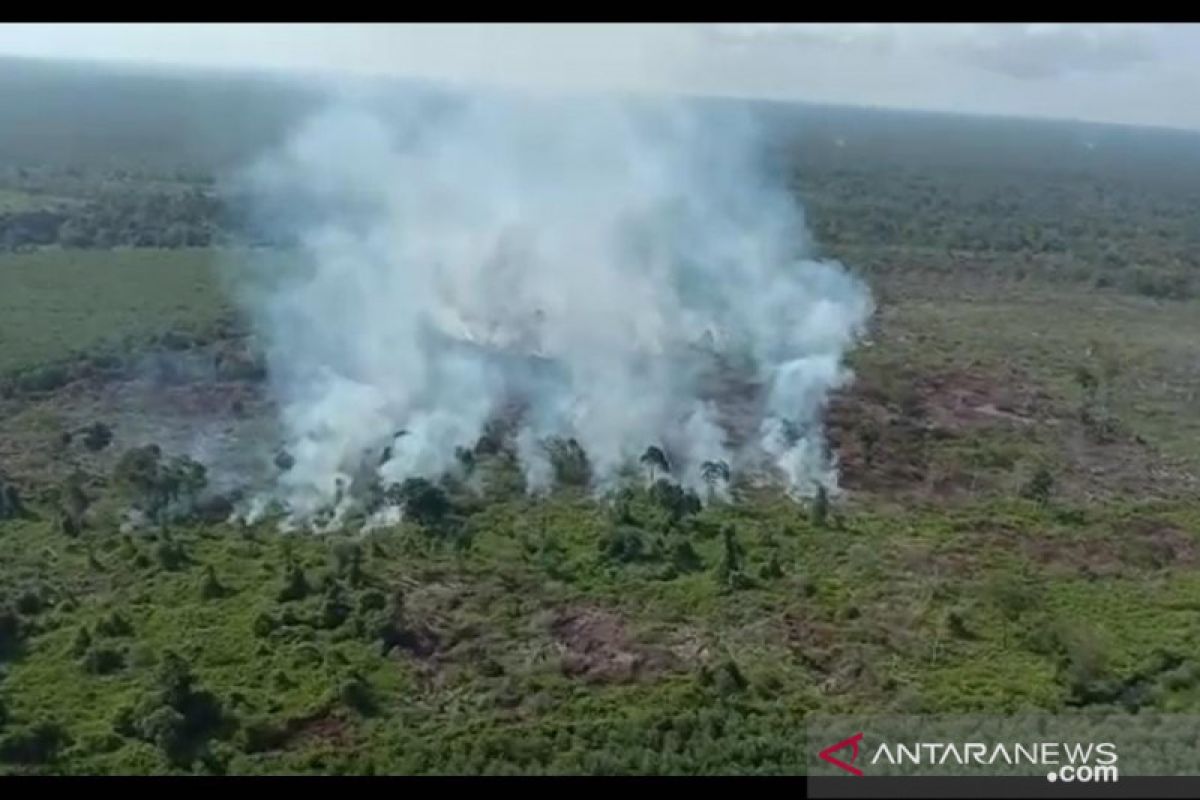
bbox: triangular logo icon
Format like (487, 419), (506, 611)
(818, 732), (864, 776)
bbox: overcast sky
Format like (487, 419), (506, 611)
(1, 23), (1198, 131)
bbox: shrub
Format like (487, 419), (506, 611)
(0, 479), (25, 520)
(96, 611), (133, 638)
(81, 422), (114, 452)
(387, 478), (453, 531)
(670, 540), (704, 574)
(1020, 466), (1055, 505)
(601, 526), (647, 564)
(758, 554), (784, 581)
(82, 645), (126, 675)
(252, 613), (277, 638)
(0, 721), (70, 764)
(358, 590), (386, 613)
(715, 526), (750, 591)
(277, 565), (310, 603)
(339, 673), (376, 715)
(649, 479), (702, 526)
(320, 584), (352, 630)
(331, 541), (365, 586)
(199, 565), (225, 600)
(240, 718), (289, 753)
(15, 589), (43, 616)
(16, 364), (70, 394)
(712, 660), (748, 696)
(153, 539), (188, 571)
(810, 485), (830, 528)
(544, 437), (592, 488)
(0, 606), (23, 660)
(70, 625), (92, 657)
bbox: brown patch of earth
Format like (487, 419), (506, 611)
(288, 711), (353, 749)
(549, 606), (677, 683)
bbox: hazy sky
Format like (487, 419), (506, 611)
(1, 23), (1199, 130)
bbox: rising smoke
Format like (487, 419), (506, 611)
(229, 88), (873, 525)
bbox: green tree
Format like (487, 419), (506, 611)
(700, 460), (730, 500)
(388, 478), (452, 531)
(1021, 466), (1055, 506)
(58, 470), (90, 537)
(715, 525), (748, 591)
(810, 484), (830, 528)
(639, 446), (670, 484)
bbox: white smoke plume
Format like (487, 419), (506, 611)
(230, 88), (873, 522)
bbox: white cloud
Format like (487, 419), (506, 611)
(0, 23), (1198, 130)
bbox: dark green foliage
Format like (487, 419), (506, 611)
(987, 572), (1040, 622)
(240, 718), (289, 754)
(320, 583), (352, 629)
(639, 446), (670, 483)
(946, 609), (975, 640)
(388, 478), (455, 533)
(0, 477), (25, 520)
(70, 625), (92, 657)
(1074, 365), (1098, 399)
(113, 445), (208, 523)
(273, 450), (295, 472)
(81, 421), (113, 452)
(358, 590), (386, 613)
(339, 673), (376, 715)
(331, 541), (365, 587)
(58, 470), (90, 537)
(15, 588), (43, 616)
(716, 525), (750, 591)
(277, 564), (310, 603)
(199, 565), (225, 600)
(0, 605), (22, 660)
(1020, 466), (1055, 505)
(544, 437), (592, 489)
(118, 650), (228, 766)
(649, 479), (702, 527)
(810, 485), (830, 528)
(611, 488), (637, 526)
(758, 553), (784, 581)
(455, 445), (476, 476)
(95, 610), (133, 638)
(705, 659), (747, 697)
(670, 540), (704, 574)
(155, 539), (188, 571)
(252, 613), (277, 638)
(14, 364), (70, 394)
(0, 721), (69, 764)
(82, 644), (126, 675)
(602, 526), (648, 564)
(700, 460), (731, 497)
(137, 705), (190, 762)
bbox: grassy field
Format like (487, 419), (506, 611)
(0, 249), (233, 377)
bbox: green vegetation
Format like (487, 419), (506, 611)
(2, 62), (1200, 774)
(0, 249), (232, 377)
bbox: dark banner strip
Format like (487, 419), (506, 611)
(809, 776), (1200, 799)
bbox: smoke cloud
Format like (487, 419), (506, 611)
(230, 88), (872, 525)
